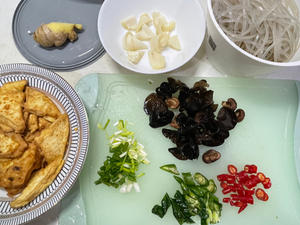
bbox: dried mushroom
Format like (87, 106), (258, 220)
(144, 78), (245, 161)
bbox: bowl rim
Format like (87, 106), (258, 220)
(207, 0), (300, 67)
(97, 0), (206, 74)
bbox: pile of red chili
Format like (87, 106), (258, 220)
(217, 164), (271, 213)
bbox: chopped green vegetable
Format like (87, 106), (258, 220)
(194, 173), (209, 186)
(160, 164), (180, 175)
(152, 164), (222, 225)
(95, 120), (149, 193)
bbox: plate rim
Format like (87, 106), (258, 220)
(0, 63), (89, 225)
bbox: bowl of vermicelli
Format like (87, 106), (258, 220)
(206, 0), (300, 76)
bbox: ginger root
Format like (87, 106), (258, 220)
(33, 22), (83, 48)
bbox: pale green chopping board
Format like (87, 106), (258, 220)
(67, 74), (300, 225)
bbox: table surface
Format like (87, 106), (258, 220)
(1, 0), (299, 225)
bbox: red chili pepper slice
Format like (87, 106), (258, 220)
(250, 165), (258, 173)
(228, 164), (238, 175)
(232, 201), (243, 207)
(222, 187), (232, 194)
(217, 174), (235, 181)
(236, 171), (248, 183)
(257, 172), (266, 182)
(262, 177), (272, 189)
(244, 164), (257, 173)
(220, 181), (228, 189)
(249, 175), (260, 184)
(238, 203), (248, 214)
(245, 189), (255, 196)
(255, 188), (268, 201)
(223, 197), (230, 203)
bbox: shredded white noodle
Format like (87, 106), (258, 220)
(212, 0), (300, 62)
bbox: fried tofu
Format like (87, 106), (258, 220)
(38, 117), (52, 130)
(0, 143), (41, 189)
(0, 80), (27, 93)
(35, 114), (69, 163)
(27, 114), (39, 133)
(0, 123), (14, 133)
(0, 92), (26, 133)
(24, 87), (61, 119)
(10, 159), (64, 208)
(0, 80), (27, 133)
(0, 130), (27, 159)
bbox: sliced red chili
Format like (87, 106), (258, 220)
(255, 188), (268, 201)
(245, 189), (255, 196)
(223, 197), (230, 203)
(232, 201), (243, 207)
(244, 164), (257, 173)
(228, 164), (238, 175)
(238, 203), (248, 214)
(220, 181), (228, 189)
(257, 172), (266, 182)
(244, 180), (256, 189)
(230, 195), (253, 204)
(217, 174), (235, 182)
(249, 175), (260, 184)
(222, 187), (232, 194)
(262, 177), (272, 189)
(236, 171), (248, 183)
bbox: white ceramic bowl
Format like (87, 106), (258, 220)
(98, 0), (206, 74)
(206, 0), (300, 76)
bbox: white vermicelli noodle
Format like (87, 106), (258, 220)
(212, 0), (300, 62)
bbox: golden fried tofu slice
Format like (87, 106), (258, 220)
(27, 114), (39, 133)
(6, 186), (24, 197)
(34, 114), (69, 163)
(0, 92), (26, 133)
(38, 117), (52, 130)
(0, 123), (14, 133)
(0, 80), (27, 93)
(10, 159), (64, 208)
(23, 111), (29, 123)
(24, 87), (61, 119)
(0, 143), (41, 189)
(0, 130), (27, 159)
(24, 131), (40, 143)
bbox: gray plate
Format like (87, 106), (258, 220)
(12, 0), (105, 71)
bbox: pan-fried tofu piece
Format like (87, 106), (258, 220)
(0, 143), (41, 189)
(24, 87), (61, 119)
(27, 114), (39, 133)
(0, 130), (27, 159)
(24, 131), (40, 143)
(0, 92), (26, 133)
(34, 114), (69, 163)
(0, 80), (27, 93)
(5, 186), (24, 197)
(0, 123), (14, 133)
(10, 159), (64, 208)
(38, 117), (52, 130)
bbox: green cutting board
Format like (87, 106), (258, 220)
(75, 74), (300, 225)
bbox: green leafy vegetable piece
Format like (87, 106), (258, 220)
(160, 164), (180, 175)
(152, 165), (222, 225)
(94, 120), (149, 193)
(182, 172), (196, 186)
(206, 179), (217, 194)
(194, 172), (209, 186)
(152, 193), (171, 218)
